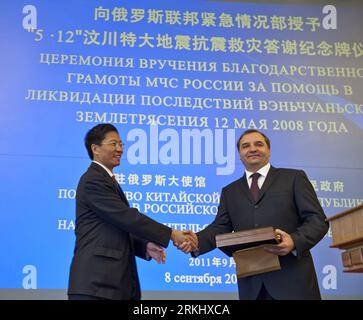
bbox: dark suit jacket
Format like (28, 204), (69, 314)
(68, 162), (172, 300)
(195, 166), (329, 300)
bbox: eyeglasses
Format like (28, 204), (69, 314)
(101, 141), (125, 149)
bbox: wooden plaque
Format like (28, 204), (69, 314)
(327, 204), (363, 273)
(233, 245), (281, 278)
(216, 226), (281, 278)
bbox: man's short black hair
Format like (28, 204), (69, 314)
(84, 124), (119, 160)
(236, 129), (271, 150)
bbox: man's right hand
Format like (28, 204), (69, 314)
(171, 229), (186, 247)
(177, 230), (199, 254)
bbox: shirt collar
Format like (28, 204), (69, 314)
(245, 163), (271, 180)
(93, 161), (114, 177)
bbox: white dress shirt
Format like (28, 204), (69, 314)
(245, 163), (271, 189)
(93, 161), (114, 177)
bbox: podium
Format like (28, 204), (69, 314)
(327, 204), (363, 272)
(216, 227), (281, 278)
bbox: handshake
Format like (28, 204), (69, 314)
(147, 229), (199, 264)
(171, 229), (199, 253)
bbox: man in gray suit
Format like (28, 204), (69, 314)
(68, 124), (192, 300)
(180, 129), (329, 300)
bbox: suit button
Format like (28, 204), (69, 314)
(254, 205), (259, 209)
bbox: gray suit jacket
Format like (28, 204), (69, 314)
(68, 163), (172, 299)
(195, 166), (329, 300)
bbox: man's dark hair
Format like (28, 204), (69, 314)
(84, 124), (119, 160)
(236, 129), (271, 150)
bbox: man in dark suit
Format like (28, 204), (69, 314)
(68, 124), (191, 300)
(179, 129), (329, 300)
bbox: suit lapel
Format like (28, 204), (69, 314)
(90, 163), (130, 206)
(237, 175), (255, 204)
(113, 180), (130, 206)
(237, 166), (279, 204)
(257, 166), (279, 203)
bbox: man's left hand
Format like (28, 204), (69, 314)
(146, 242), (166, 264)
(263, 229), (295, 256)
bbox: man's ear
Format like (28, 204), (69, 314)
(91, 144), (99, 158)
